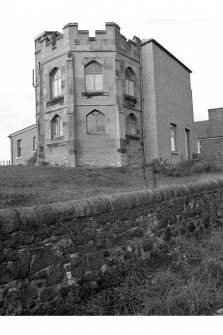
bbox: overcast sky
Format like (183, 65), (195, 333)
(1, 0), (223, 161)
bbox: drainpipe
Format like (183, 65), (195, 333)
(67, 52), (76, 166)
(139, 44), (147, 166)
(32, 68), (39, 164)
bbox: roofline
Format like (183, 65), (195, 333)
(8, 124), (37, 138)
(34, 30), (62, 41)
(140, 38), (192, 73)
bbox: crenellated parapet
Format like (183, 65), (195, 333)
(34, 22), (140, 61)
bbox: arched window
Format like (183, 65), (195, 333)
(51, 115), (63, 138)
(125, 67), (135, 96)
(86, 110), (105, 134)
(127, 113), (137, 135)
(50, 68), (61, 98)
(85, 61), (103, 91)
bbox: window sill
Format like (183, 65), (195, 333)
(126, 134), (140, 141)
(46, 95), (64, 106)
(87, 132), (105, 135)
(16, 156), (23, 160)
(171, 151), (180, 155)
(124, 94), (137, 103)
(50, 136), (64, 140)
(82, 91), (109, 97)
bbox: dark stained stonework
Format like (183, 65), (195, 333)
(30, 248), (57, 275)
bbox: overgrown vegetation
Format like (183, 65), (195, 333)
(151, 154), (223, 178)
(26, 152), (37, 166)
(28, 227), (223, 315)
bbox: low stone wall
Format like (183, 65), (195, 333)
(1, 179), (223, 313)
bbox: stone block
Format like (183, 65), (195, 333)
(87, 251), (104, 270)
(107, 233), (127, 248)
(71, 255), (87, 277)
(46, 262), (65, 286)
(30, 248), (57, 275)
(29, 269), (47, 280)
(94, 234), (106, 249)
(0, 209), (20, 233)
(40, 288), (56, 303)
(0, 260), (20, 285)
(21, 283), (38, 300)
(19, 250), (31, 279)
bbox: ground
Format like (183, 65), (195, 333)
(0, 165), (223, 209)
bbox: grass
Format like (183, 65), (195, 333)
(0, 165), (223, 209)
(27, 227), (223, 316)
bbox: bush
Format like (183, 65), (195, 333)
(26, 152), (37, 166)
(153, 156), (222, 177)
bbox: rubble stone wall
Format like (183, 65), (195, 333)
(1, 179), (223, 313)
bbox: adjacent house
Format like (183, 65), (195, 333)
(195, 107), (223, 161)
(8, 124), (37, 165)
(9, 22), (196, 167)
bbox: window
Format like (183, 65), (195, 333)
(17, 139), (22, 157)
(197, 139), (201, 154)
(127, 113), (137, 135)
(33, 136), (36, 151)
(125, 67), (135, 96)
(85, 61), (103, 91)
(86, 110), (105, 134)
(50, 68), (61, 98)
(170, 124), (177, 152)
(185, 129), (190, 159)
(51, 115), (63, 138)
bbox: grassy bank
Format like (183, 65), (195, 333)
(7, 226), (222, 316)
(0, 165), (223, 209)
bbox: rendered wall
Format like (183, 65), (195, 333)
(0, 179), (223, 314)
(152, 43), (196, 163)
(9, 126), (37, 165)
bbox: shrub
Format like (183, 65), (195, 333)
(26, 152), (37, 166)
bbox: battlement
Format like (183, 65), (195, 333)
(34, 22), (140, 60)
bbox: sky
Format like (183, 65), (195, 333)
(1, 0), (223, 161)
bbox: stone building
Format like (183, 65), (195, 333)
(195, 107), (223, 161)
(8, 124), (37, 165)
(32, 22), (196, 167)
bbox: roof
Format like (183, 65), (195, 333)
(140, 38), (192, 73)
(8, 124), (37, 138)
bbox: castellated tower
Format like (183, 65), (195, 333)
(34, 22), (143, 167)
(34, 22), (196, 167)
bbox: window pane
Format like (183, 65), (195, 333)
(86, 74), (94, 91)
(125, 68), (134, 81)
(125, 80), (129, 94)
(95, 74), (103, 90)
(93, 62), (102, 73)
(87, 113), (96, 133)
(58, 79), (61, 95)
(96, 113), (105, 133)
(85, 62), (95, 74)
(170, 125), (176, 151)
(59, 117), (63, 135)
(129, 81), (134, 96)
(33, 137), (36, 151)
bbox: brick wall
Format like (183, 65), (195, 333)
(1, 179), (223, 313)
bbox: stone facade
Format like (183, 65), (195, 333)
(33, 22), (196, 167)
(8, 125), (37, 165)
(0, 179), (222, 314)
(195, 108), (223, 161)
